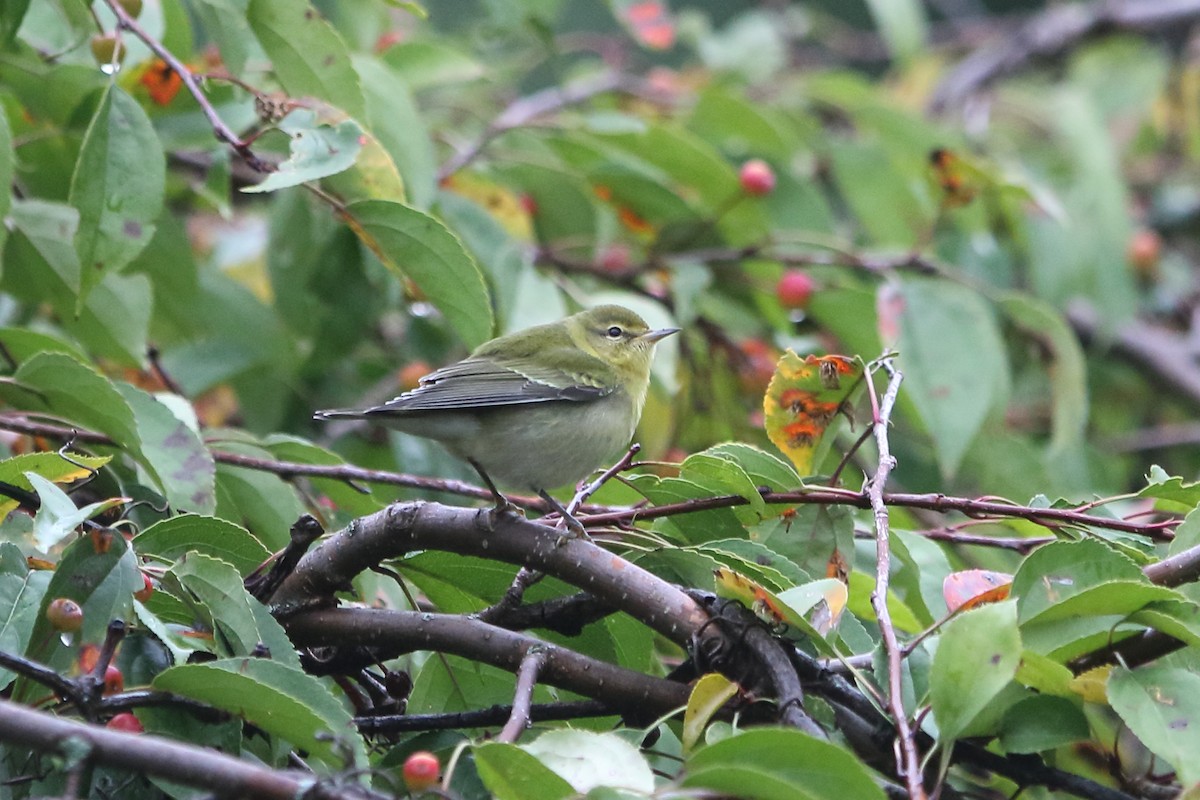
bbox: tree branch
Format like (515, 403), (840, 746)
(284, 607), (690, 721)
(931, 0), (1200, 112)
(498, 648), (547, 742)
(865, 362), (925, 800)
(0, 699), (384, 800)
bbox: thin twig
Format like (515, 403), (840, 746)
(498, 648), (547, 743)
(568, 443), (640, 515)
(865, 360), (925, 800)
(99, 0), (270, 173)
(0, 414), (1176, 539)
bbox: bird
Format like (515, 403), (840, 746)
(314, 305), (678, 533)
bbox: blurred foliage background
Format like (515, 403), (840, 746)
(4, 0), (1200, 795)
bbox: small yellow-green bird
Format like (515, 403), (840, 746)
(314, 305), (678, 522)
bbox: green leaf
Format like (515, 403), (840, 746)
(680, 452), (766, 515)
(864, 0), (928, 62)
(684, 728), (886, 800)
(153, 658), (365, 768)
(929, 601), (1021, 743)
(0, 106), (10, 255)
(214, 445), (307, 551)
(247, 0), (366, 121)
(828, 140), (930, 247)
(999, 695), (1089, 754)
(0, 0), (30, 44)
(7, 199), (82, 293)
(242, 110), (363, 194)
(352, 55), (436, 209)
(0, 328), (87, 365)
(8, 350), (138, 450)
(895, 277), (1009, 477)
(116, 385), (217, 514)
(0, 569), (52, 688)
(1108, 664), (1200, 784)
(1140, 467), (1200, 509)
(166, 552), (299, 667)
(68, 84), (165, 308)
(16, 530), (140, 701)
(1011, 539), (1145, 624)
(382, 41), (484, 90)
(998, 293), (1088, 457)
(0, 452), (110, 517)
(474, 742), (575, 800)
(133, 515), (272, 578)
(344, 199), (493, 348)
(683, 673), (739, 753)
(701, 442), (801, 492)
(523, 730), (654, 794)
(409, 654), (554, 714)
(26, 472), (125, 552)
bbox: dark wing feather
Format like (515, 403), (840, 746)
(368, 356), (611, 413)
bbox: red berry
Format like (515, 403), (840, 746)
(739, 159), (776, 196)
(1127, 228), (1161, 279)
(599, 244), (632, 274)
(47, 598), (83, 633)
(402, 751), (440, 792)
(103, 664), (124, 694)
(134, 573), (154, 603)
(776, 269), (815, 310)
(106, 712), (143, 733)
(519, 193), (538, 215)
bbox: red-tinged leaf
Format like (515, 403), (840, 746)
(763, 352), (865, 477)
(943, 569), (1013, 613)
(139, 59), (183, 106)
(616, 0), (675, 50)
(929, 147), (980, 208)
(713, 566), (788, 626)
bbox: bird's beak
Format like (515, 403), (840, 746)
(641, 327), (680, 343)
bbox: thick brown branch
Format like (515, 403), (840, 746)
(271, 501), (710, 646)
(0, 699), (382, 800)
(284, 608), (690, 720)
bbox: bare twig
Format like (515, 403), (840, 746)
(0, 414), (1173, 539)
(865, 361), (925, 800)
(355, 699), (614, 734)
(568, 443), (641, 515)
(439, 72), (649, 181)
(99, 0), (270, 172)
(498, 648), (547, 743)
(931, 0), (1200, 112)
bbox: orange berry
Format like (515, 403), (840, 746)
(47, 598), (83, 633)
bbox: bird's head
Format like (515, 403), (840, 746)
(566, 305), (678, 384)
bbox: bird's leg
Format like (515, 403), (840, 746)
(537, 490), (588, 542)
(468, 459), (523, 530)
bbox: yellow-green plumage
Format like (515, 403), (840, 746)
(315, 305), (677, 492)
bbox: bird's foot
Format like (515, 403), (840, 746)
(538, 490), (589, 545)
(476, 496), (525, 532)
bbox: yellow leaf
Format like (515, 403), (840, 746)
(763, 352), (865, 476)
(682, 673), (738, 753)
(1070, 665), (1113, 703)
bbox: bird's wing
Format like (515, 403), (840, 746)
(368, 354), (613, 413)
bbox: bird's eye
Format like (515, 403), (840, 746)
(606, 326), (623, 339)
